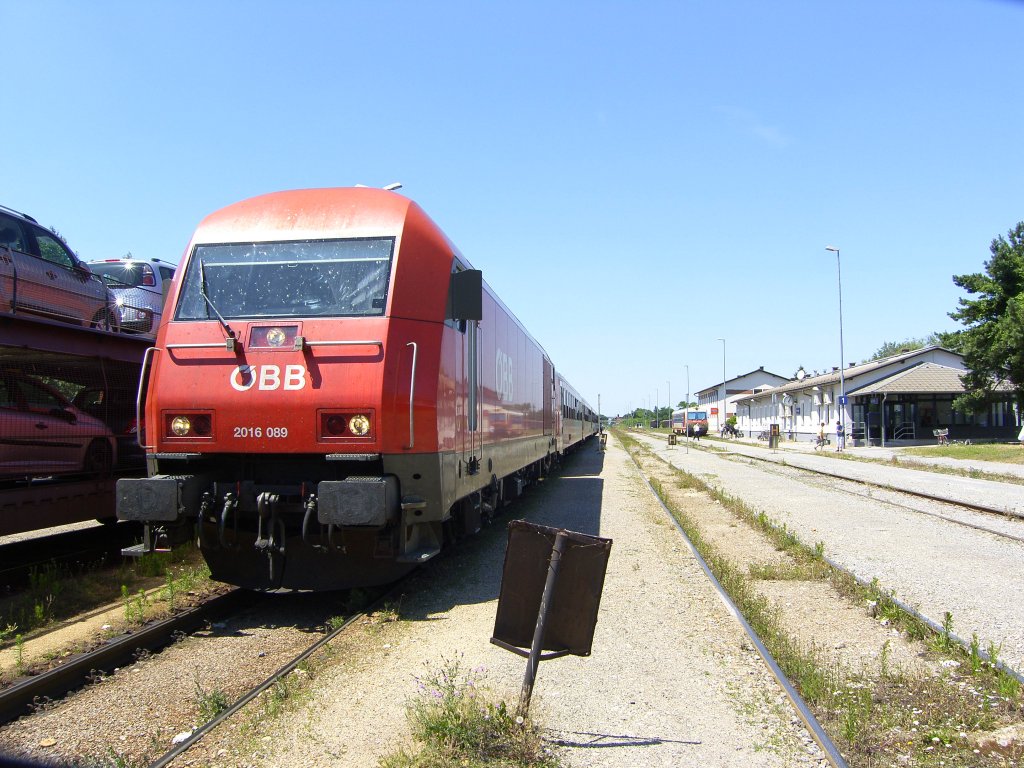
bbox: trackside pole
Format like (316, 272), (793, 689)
(518, 531), (568, 718)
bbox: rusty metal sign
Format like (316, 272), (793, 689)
(491, 519), (612, 657)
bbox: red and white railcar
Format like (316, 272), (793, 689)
(117, 187), (596, 589)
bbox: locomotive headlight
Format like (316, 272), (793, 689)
(266, 327), (287, 347)
(170, 416), (191, 436)
(348, 414), (371, 436)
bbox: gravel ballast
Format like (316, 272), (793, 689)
(196, 436), (825, 767)
(639, 434), (1024, 675)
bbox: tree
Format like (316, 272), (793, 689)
(867, 333), (957, 361)
(949, 221), (1024, 414)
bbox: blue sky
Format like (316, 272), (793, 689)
(5, 1), (1023, 417)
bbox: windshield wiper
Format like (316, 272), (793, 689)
(199, 259), (238, 348)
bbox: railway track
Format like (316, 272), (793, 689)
(0, 589), (255, 727)
(625, 448), (849, 768)
(713, 444), (1024, 544)
(0, 572), (398, 766)
(633, 430), (1024, 676)
(654, 432), (1024, 524)
(146, 583), (400, 767)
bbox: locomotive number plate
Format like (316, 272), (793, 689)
(233, 426), (289, 439)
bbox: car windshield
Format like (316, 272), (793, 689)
(91, 262), (151, 288)
(174, 238), (394, 320)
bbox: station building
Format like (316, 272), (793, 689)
(695, 366), (790, 432)
(732, 346), (1017, 445)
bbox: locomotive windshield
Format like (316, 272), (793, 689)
(174, 237), (394, 320)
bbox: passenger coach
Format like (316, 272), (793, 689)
(117, 187), (596, 590)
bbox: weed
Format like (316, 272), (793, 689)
(380, 655), (561, 768)
(194, 670), (231, 722)
(133, 551), (172, 578)
(122, 586), (148, 625)
(14, 634), (24, 676)
(987, 639), (1002, 669)
(376, 598), (402, 623)
(996, 670), (1021, 699)
(104, 747), (147, 768)
(932, 611), (956, 653)
(969, 633), (983, 674)
(839, 685), (873, 744)
(879, 640), (891, 679)
(163, 571), (177, 612)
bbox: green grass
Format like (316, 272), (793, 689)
(378, 655), (562, 768)
(0, 543), (211, 652)
(900, 442), (1024, 464)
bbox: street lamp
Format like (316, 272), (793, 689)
(717, 338), (726, 434)
(825, 246), (846, 440)
(685, 364), (690, 453)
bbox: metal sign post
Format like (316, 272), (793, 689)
(518, 531), (568, 717)
(491, 520), (612, 719)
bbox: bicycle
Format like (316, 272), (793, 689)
(933, 428), (970, 446)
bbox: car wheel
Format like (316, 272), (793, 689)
(83, 439), (113, 476)
(91, 308), (119, 332)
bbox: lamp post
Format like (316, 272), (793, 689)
(717, 338), (726, 434)
(685, 364), (690, 453)
(825, 246), (846, 442)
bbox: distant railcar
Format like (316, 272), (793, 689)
(117, 187), (597, 590)
(671, 409), (708, 438)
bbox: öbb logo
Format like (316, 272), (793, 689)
(495, 349), (514, 402)
(230, 365), (307, 391)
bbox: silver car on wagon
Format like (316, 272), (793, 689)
(88, 256), (176, 335)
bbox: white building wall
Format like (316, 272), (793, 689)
(736, 348), (967, 442)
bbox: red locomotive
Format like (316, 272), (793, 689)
(117, 187), (597, 590)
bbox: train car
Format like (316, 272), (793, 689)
(556, 374), (599, 453)
(117, 187), (595, 590)
(671, 408), (709, 437)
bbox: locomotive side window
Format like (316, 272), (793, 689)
(174, 237), (394, 320)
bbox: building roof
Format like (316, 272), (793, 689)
(850, 362), (1014, 396)
(695, 366), (790, 395)
(732, 345), (963, 403)
(848, 362), (966, 395)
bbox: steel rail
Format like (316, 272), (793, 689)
(625, 447), (850, 768)
(0, 589), (253, 727)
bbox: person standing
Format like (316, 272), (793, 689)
(835, 420), (846, 452)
